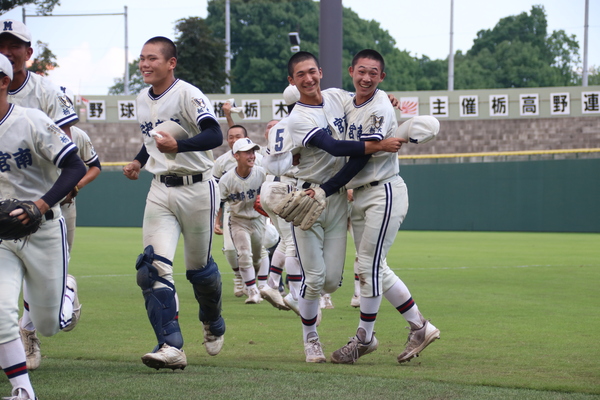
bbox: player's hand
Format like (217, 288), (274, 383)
(292, 153), (301, 166)
(347, 189), (354, 202)
(123, 160), (141, 180)
(11, 199), (48, 225)
(214, 224), (223, 235)
(154, 131), (179, 153)
(222, 101), (232, 116)
(387, 94), (401, 110)
(305, 188), (315, 198)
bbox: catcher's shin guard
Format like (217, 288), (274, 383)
(186, 258), (225, 336)
(136, 245), (183, 349)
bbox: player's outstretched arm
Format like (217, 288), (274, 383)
(176, 118), (223, 153)
(308, 129), (403, 157)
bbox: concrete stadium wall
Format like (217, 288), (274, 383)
(76, 158), (600, 232)
(80, 115), (600, 164)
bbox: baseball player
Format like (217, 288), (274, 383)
(122, 36), (225, 370)
(285, 52), (403, 363)
(260, 85), (304, 315)
(0, 19), (81, 371)
(218, 138), (269, 305)
(306, 50), (440, 364)
(0, 53), (85, 400)
(60, 126), (102, 253)
(212, 125), (267, 298)
(0, 20), (78, 138)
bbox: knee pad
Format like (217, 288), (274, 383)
(144, 287), (183, 349)
(136, 245), (174, 292)
(186, 257), (223, 327)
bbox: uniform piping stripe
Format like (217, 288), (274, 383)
(54, 144), (78, 167)
(302, 127), (322, 147)
(7, 71), (30, 95)
(58, 217), (71, 329)
(397, 297), (415, 314)
(352, 89), (379, 109)
(290, 223), (307, 298)
(147, 79), (180, 101)
(55, 114), (79, 127)
(0, 104), (14, 125)
(207, 179), (216, 265)
(370, 182), (392, 297)
(84, 154), (99, 165)
(4, 362), (27, 379)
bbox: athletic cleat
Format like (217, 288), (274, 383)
(3, 387), (37, 400)
(19, 320), (41, 371)
(141, 343), (187, 370)
(397, 319), (440, 363)
(245, 287), (262, 304)
(350, 295), (360, 308)
(233, 277), (244, 297)
(320, 293), (334, 309)
(62, 274), (81, 332)
(283, 293), (300, 316)
(203, 324), (224, 356)
(330, 328), (378, 364)
(304, 332), (326, 363)
(260, 286), (290, 310)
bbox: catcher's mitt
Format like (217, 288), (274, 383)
(253, 195), (269, 217)
(0, 199), (43, 241)
(273, 187), (326, 230)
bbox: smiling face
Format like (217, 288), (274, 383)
(349, 57), (385, 105)
(288, 58), (322, 105)
(234, 149), (256, 170)
(227, 127), (247, 150)
(0, 35), (31, 76)
(139, 42), (176, 94)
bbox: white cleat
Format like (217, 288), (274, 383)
(260, 286), (290, 310)
(3, 387), (37, 400)
(203, 324), (224, 356)
(397, 319), (440, 363)
(350, 295), (360, 308)
(141, 343), (187, 370)
(19, 319), (41, 371)
(283, 293), (300, 316)
(233, 277), (245, 297)
(245, 287), (262, 304)
(320, 293), (334, 309)
(304, 332), (326, 363)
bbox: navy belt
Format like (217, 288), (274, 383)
(302, 181), (312, 189)
(157, 173), (203, 187)
(44, 210), (54, 220)
(354, 181), (379, 191)
(273, 176), (281, 182)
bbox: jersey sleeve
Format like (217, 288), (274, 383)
(183, 86), (218, 131)
(44, 80), (79, 127)
(28, 108), (78, 166)
(72, 127), (99, 165)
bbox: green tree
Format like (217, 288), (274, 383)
(27, 40), (57, 76)
(107, 58), (147, 95)
(0, 0), (60, 15)
(174, 16), (228, 93)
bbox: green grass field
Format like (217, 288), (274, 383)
(3, 228), (599, 399)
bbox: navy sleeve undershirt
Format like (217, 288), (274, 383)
(320, 155), (371, 197)
(134, 144), (149, 167)
(41, 150), (86, 207)
(307, 129), (366, 157)
(177, 118), (223, 152)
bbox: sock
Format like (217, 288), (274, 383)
(239, 268), (257, 291)
(0, 339), (35, 399)
(256, 256), (269, 288)
(285, 256), (302, 300)
(299, 297), (320, 342)
(358, 295), (382, 341)
(384, 280), (423, 328)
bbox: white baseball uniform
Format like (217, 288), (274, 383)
(219, 166), (266, 279)
(0, 105), (77, 343)
(287, 89), (353, 300)
(60, 126), (99, 252)
(212, 149), (265, 273)
(136, 78), (219, 283)
(344, 88), (407, 297)
(8, 71), (78, 128)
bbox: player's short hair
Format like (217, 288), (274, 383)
(144, 36), (177, 60)
(351, 49), (385, 73)
(288, 51), (320, 78)
(228, 124), (248, 137)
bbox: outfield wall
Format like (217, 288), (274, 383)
(76, 158), (599, 232)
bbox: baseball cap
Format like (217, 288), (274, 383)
(0, 19), (32, 43)
(395, 116), (440, 144)
(232, 137), (260, 154)
(0, 53), (13, 80)
(283, 84), (301, 105)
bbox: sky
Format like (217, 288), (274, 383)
(1, 0), (597, 95)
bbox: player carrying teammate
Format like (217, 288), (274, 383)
(307, 49), (440, 364)
(0, 53), (85, 400)
(123, 36), (225, 370)
(284, 52), (403, 363)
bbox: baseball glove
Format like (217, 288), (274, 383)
(253, 195), (269, 217)
(0, 199), (43, 241)
(273, 187), (326, 230)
